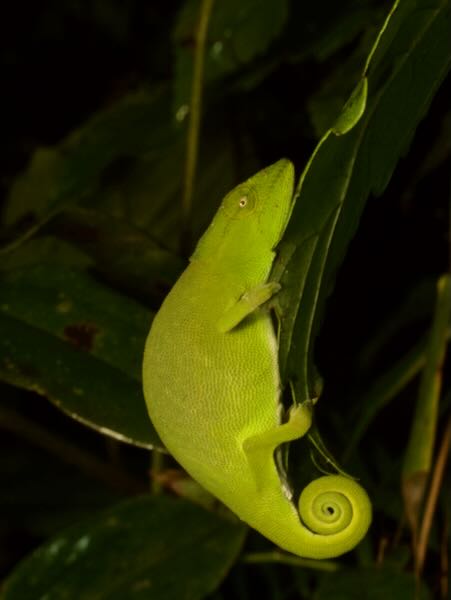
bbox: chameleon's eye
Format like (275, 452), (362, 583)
(223, 185), (257, 218)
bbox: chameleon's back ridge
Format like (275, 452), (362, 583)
(143, 159), (372, 559)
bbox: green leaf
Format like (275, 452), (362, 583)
(0, 265), (160, 449)
(308, 48), (367, 138)
(274, 0), (451, 405)
(331, 77), (368, 135)
(1, 495), (246, 600)
(402, 274), (451, 533)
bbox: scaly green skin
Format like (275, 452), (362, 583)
(143, 159), (372, 559)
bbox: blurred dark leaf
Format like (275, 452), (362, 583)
(47, 207), (184, 303)
(286, 1), (386, 63)
(0, 439), (121, 539)
(173, 0), (289, 110)
(0, 0), (450, 595)
(0, 265), (160, 449)
(1, 495), (246, 600)
(88, 126), (240, 253)
(2, 87), (177, 249)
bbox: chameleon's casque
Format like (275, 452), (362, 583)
(143, 159), (371, 559)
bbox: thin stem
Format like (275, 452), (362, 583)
(440, 512), (449, 600)
(415, 415), (451, 575)
(181, 0), (215, 254)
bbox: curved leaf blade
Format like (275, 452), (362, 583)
(0, 266), (160, 449)
(275, 0), (451, 404)
(1, 495), (246, 600)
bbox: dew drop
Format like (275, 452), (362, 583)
(211, 41), (223, 57)
(175, 105), (189, 122)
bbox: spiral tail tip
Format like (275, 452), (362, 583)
(298, 474), (372, 557)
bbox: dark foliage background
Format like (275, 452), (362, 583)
(0, 1), (450, 599)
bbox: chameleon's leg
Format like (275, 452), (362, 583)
(242, 402), (313, 490)
(244, 402), (313, 452)
(217, 282), (281, 333)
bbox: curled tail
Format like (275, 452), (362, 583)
(294, 474), (372, 559)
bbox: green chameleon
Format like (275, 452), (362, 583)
(143, 159), (371, 559)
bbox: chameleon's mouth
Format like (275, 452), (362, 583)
(256, 158), (295, 249)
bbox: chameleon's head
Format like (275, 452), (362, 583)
(194, 159), (295, 260)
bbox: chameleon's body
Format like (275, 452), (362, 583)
(143, 159), (371, 559)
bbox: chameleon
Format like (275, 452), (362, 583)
(142, 159), (371, 559)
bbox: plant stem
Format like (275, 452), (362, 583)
(415, 415), (451, 576)
(181, 0), (215, 254)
